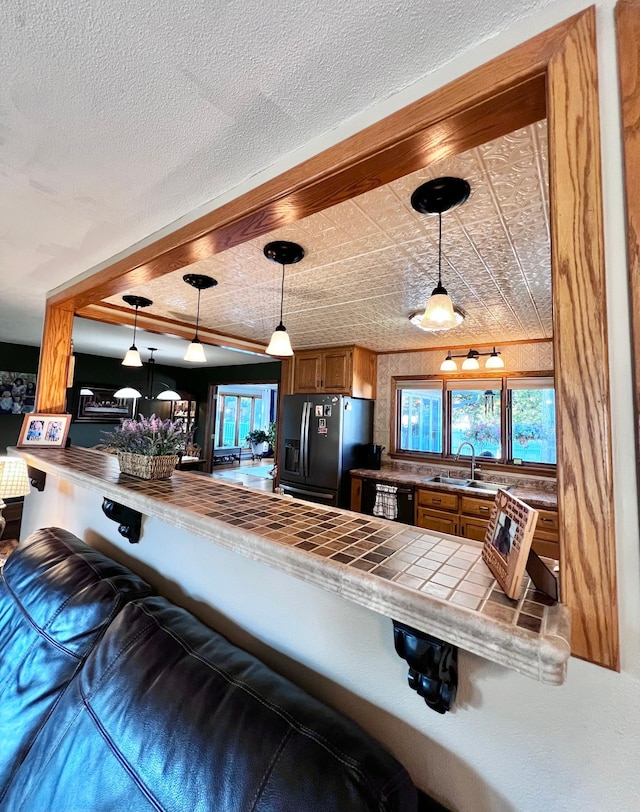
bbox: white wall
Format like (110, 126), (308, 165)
(19, 2), (640, 811)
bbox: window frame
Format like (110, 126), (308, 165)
(390, 370), (556, 474)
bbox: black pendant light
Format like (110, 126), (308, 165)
(183, 274), (217, 363)
(122, 295), (153, 366)
(263, 240), (304, 357)
(410, 176), (470, 330)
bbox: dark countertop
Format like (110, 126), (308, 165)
(350, 468), (557, 510)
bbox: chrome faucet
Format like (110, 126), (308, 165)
(454, 442), (477, 480)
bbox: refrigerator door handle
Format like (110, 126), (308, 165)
(302, 400), (311, 478)
(299, 401), (308, 479)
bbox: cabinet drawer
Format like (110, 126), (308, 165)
(416, 489), (458, 511)
(536, 508), (559, 532)
(416, 508), (459, 536)
(460, 495), (494, 518)
(532, 536), (560, 560)
(460, 516), (490, 542)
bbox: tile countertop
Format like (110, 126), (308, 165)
(11, 446), (570, 686)
(350, 468), (558, 510)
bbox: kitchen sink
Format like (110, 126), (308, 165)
(426, 476), (511, 493)
(427, 476), (472, 486)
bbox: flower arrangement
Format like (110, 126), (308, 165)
(104, 414), (185, 457)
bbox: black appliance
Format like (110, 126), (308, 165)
(360, 477), (414, 525)
(279, 394), (373, 507)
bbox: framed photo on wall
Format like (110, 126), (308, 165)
(0, 371), (37, 415)
(17, 414), (71, 448)
(482, 489), (539, 600)
(74, 385), (136, 423)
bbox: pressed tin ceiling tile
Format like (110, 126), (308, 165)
(107, 120), (551, 352)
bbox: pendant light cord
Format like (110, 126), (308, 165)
(437, 211), (443, 287)
(195, 289), (201, 340)
(132, 307), (138, 347)
(279, 262), (285, 325)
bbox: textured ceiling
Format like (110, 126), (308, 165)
(0, 0), (558, 354)
(108, 122), (550, 353)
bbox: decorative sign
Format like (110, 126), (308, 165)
(482, 490), (539, 600)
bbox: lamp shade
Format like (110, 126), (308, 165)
(122, 347), (143, 367)
(156, 389), (182, 401)
(420, 286), (458, 330)
(0, 458), (30, 500)
(461, 351), (480, 370)
(113, 387), (142, 399)
(485, 348), (504, 369)
(266, 324), (293, 357)
(184, 339), (207, 363)
(79, 388), (94, 396)
(440, 352), (458, 372)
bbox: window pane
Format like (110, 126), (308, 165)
(222, 397), (237, 446)
(511, 388), (556, 463)
(399, 388), (443, 453)
(450, 388), (501, 459)
(253, 398), (263, 430)
(239, 397), (252, 446)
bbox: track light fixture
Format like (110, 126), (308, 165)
(122, 295), (153, 366)
(263, 240), (304, 357)
(439, 347), (504, 372)
(183, 274), (217, 363)
(410, 176), (470, 331)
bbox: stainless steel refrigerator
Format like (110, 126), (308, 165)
(279, 394), (373, 507)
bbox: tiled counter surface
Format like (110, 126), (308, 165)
(13, 446), (570, 685)
(350, 467), (558, 510)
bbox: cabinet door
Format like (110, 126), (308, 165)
(351, 476), (363, 512)
(532, 528), (560, 560)
(416, 507), (458, 536)
(460, 516), (490, 542)
(293, 353), (322, 393)
(322, 350), (351, 392)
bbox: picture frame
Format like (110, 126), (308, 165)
(0, 371), (37, 415)
(73, 385), (136, 423)
(482, 489), (539, 600)
(17, 413), (71, 448)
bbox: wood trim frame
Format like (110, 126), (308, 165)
(617, 1), (640, 512)
(38, 8), (617, 668)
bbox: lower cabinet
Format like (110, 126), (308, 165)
(416, 487), (559, 558)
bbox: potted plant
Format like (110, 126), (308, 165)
(245, 428), (269, 460)
(103, 414), (185, 480)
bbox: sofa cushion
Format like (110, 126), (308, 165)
(0, 527), (152, 799)
(2, 595), (418, 812)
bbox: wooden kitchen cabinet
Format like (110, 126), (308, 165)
(351, 477), (362, 513)
(292, 345), (376, 398)
(417, 506), (459, 536)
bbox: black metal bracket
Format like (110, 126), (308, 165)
(27, 466), (46, 492)
(101, 498), (142, 544)
(393, 621), (458, 713)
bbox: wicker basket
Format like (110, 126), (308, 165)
(117, 452), (179, 480)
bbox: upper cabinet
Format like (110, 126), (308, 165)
(292, 345), (377, 399)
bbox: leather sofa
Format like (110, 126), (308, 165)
(0, 527), (442, 812)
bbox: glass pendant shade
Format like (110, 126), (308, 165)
(461, 351), (480, 370)
(122, 346), (143, 367)
(266, 324), (293, 357)
(184, 339), (207, 363)
(79, 388), (94, 396)
(440, 352), (458, 372)
(421, 285), (458, 330)
(0, 458), (30, 500)
(485, 348), (504, 369)
(156, 389), (182, 401)
(114, 387), (142, 399)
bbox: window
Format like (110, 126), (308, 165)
(398, 381), (443, 453)
(448, 380), (502, 459)
(508, 378), (556, 464)
(216, 393), (263, 447)
(393, 374), (556, 467)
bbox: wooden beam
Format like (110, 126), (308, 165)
(36, 306), (74, 413)
(549, 9), (618, 668)
(76, 303), (269, 355)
